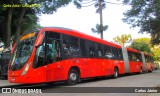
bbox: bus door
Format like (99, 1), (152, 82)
(44, 40), (55, 82)
(33, 32), (62, 82)
(33, 42), (52, 82)
(85, 41), (96, 77)
(79, 39), (91, 78)
(51, 40), (64, 81)
(44, 32), (63, 81)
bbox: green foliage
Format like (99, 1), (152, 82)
(37, 0), (72, 14)
(11, 8), (40, 34)
(133, 37), (150, 44)
(17, 0), (72, 14)
(153, 48), (160, 61)
(122, 0), (160, 45)
(0, 0), (75, 47)
(129, 37), (152, 54)
(21, 14), (40, 33)
(73, 0), (82, 9)
(130, 37), (160, 61)
(113, 34), (132, 47)
(129, 41), (152, 54)
(94, 0), (106, 13)
(91, 24), (108, 34)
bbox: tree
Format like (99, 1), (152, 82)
(95, 0), (107, 39)
(130, 37), (160, 61)
(153, 48), (160, 61)
(74, 0), (108, 39)
(0, 0), (75, 47)
(129, 41), (152, 54)
(133, 37), (150, 44)
(122, 0), (160, 45)
(0, 2), (40, 47)
(113, 34), (132, 47)
(11, 8), (41, 44)
(129, 37), (152, 54)
(91, 24), (108, 36)
(0, 0), (13, 47)
(152, 45), (160, 61)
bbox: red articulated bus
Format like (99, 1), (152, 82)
(123, 47), (144, 74)
(142, 53), (155, 72)
(8, 27), (154, 85)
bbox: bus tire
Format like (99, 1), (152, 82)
(113, 67), (118, 79)
(149, 67), (153, 73)
(0, 66), (5, 80)
(0, 65), (1, 79)
(139, 67), (143, 74)
(67, 69), (79, 85)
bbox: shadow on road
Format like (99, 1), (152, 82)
(0, 71), (157, 93)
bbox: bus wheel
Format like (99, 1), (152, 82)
(113, 67), (118, 78)
(0, 65), (1, 79)
(139, 67), (143, 74)
(67, 69), (79, 85)
(150, 67), (153, 73)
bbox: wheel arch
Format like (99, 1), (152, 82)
(66, 66), (81, 85)
(114, 66), (119, 73)
(68, 66), (80, 77)
(113, 66), (119, 78)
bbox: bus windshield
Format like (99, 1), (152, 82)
(10, 32), (37, 71)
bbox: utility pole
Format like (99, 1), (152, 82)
(75, 0), (121, 39)
(99, 0), (103, 39)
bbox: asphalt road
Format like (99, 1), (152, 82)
(0, 70), (160, 96)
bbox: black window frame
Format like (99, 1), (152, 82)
(96, 43), (104, 58)
(62, 34), (81, 59)
(79, 39), (87, 57)
(86, 40), (96, 58)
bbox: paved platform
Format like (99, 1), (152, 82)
(0, 80), (18, 87)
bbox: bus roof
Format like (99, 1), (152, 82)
(126, 47), (152, 55)
(126, 47), (141, 54)
(40, 27), (122, 49)
(144, 53), (152, 56)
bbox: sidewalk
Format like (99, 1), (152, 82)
(0, 80), (18, 87)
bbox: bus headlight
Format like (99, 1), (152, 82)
(21, 62), (30, 75)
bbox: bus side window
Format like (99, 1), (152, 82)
(135, 53), (141, 62)
(145, 56), (147, 62)
(128, 52), (132, 61)
(86, 41), (96, 57)
(97, 44), (103, 58)
(46, 32), (62, 63)
(80, 39), (87, 57)
(54, 40), (61, 61)
(35, 44), (46, 67)
(62, 35), (80, 58)
(111, 47), (117, 59)
(118, 49), (123, 60)
(89, 46), (95, 57)
(45, 40), (61, 63)
(46, 43), (54, 63)
(104, 45), (112, 59)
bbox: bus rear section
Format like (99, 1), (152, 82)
(8, 27), (125, 84)
(122, 47), (143, 74)
(141, 53), (155, 72)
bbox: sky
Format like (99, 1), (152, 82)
(39, 0), (150, 44)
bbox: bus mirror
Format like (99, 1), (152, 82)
(35, 44), (43, 48)
(35, 32), (45, 48)
(36, 39), (44, 48)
